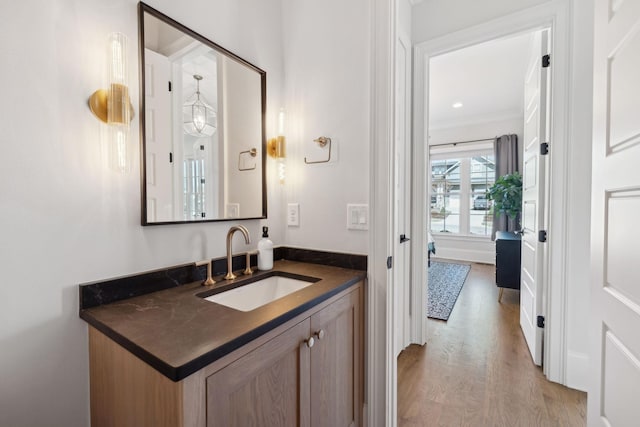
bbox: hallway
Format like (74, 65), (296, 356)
(398, 262), (587, 426)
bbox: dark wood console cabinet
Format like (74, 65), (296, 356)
(495, 231), (521, 301)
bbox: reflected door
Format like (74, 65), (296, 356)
(144, 48), (173, 222)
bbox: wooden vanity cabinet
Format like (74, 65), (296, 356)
(206, 318), (311, 426)
(206, 286), (362, 427)
(89, 282), (363, 427)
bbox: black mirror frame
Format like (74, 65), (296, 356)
(138, 2), (267, 226)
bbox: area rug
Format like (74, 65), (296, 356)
(428, 261), (471, 321)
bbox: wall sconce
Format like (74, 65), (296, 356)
(267, 108), (286, 184)
(88, 32), (134, 173)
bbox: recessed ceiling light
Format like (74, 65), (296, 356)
(452, 102), (463, 109)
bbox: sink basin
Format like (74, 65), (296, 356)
(203, 274), (319, 312)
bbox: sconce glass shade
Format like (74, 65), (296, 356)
(107, 32), (131, 173)
(87, 32), (133, 173)
(276, 109), (286, 184)
(183, 75), (216, 137)
(266, 108), (287, 184)
(277, 156), (286, 184)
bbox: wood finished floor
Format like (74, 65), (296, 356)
(398, 262), (587, 427)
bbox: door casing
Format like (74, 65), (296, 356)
(411, 1), (571, 384)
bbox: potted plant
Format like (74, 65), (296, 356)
(487, 172), (522, 229)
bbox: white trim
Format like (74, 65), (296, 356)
(432, 251), (495, 266)
(412, 0), (571, 386)
(566, 350), (589, 392)
(411, 43), (429, 346)
(368, 0), (397, 425)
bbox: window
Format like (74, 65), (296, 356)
(183, 157), (206, 219)
(430, 149), (495, 237)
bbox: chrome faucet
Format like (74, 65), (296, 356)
(225, 225), (251, 280)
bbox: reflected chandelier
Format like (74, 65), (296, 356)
(183, 74), (216, 137)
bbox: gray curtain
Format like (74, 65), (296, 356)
(491, 134), (519, 240)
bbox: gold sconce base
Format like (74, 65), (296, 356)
(88, 87), (135, 124)
(267, 136), (286, 158)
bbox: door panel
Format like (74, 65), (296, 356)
(310, 290), (361, 427)
(520, 30), (549, 366)
(393, 36), (412, 356)
(608, 24), (640, 150)
(206, 319), (311, 427)
(602, 330), (640, 425)
(589, 0), (640, 424)
(144, 48), (173, 222)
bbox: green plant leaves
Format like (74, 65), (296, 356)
(487, 172), (522, 220)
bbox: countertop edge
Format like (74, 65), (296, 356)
(81, 271), (365, 382)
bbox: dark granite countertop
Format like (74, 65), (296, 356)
(80, 260), (366, 382)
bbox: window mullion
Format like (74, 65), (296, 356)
(460, 158), (471, 235)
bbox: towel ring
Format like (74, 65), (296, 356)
(238, 148), (257, 171)
(304, 137), (332, 164)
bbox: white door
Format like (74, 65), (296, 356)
(144, 48), (173, 222)
(588, 0), (640, 425)
(520, 30), (550, 366)
(393, 36), (412, 357)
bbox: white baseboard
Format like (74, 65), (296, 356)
(433, 247), (495, 264)
(566, 350), (589, 392)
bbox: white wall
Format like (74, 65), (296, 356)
(429, 116), (523, 148)
(279, 0), (370, 255)
(0, 0), (285, 425)
(412, 0), (550, 42)
(413, 0), (593, 391)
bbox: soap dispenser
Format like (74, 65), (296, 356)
(257, 226), (274, 270)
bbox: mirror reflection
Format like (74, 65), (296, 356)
(140, 3), (266, 224)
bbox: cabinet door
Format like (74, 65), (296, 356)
(206, 319), (311, 427)
(309, 289), (362, 427)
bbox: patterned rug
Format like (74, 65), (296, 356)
(428, 261), (471, 321)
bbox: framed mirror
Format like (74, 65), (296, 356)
(138, 2), (267, 225)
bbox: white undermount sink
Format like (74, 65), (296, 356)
(204, 275), (317, 312)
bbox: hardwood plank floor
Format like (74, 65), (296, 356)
(398, 262), (587, 427)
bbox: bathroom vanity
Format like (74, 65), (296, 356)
(80, 259), (365, 427)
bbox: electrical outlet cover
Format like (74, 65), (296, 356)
(287, 203), (300, 226)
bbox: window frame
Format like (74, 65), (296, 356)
(429, 145), (495, 238)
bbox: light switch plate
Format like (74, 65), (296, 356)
(226, 203), (240, 218)
(287, 203), (300, 226)
(347, 204), (368, 230)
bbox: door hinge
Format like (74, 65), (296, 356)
(200, 178), (206, 184)
(201, 212), (206, 218)
(168, 81), (172, 92)
(538, 230), (547, 243)
(200, 145), (205, 151)
(540, 142), (549, 155)
(386, 256), (393, 269)
(399, 234), (410, 243)
(542, 54), (551, 68)
(169, 152), (173, 163)
(537, 315), (545, 328)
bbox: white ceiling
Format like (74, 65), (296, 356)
(428, 33), (532, 129)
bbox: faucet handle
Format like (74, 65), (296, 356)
(244, 251), (257, 276)
(196, 259), (216, 286)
